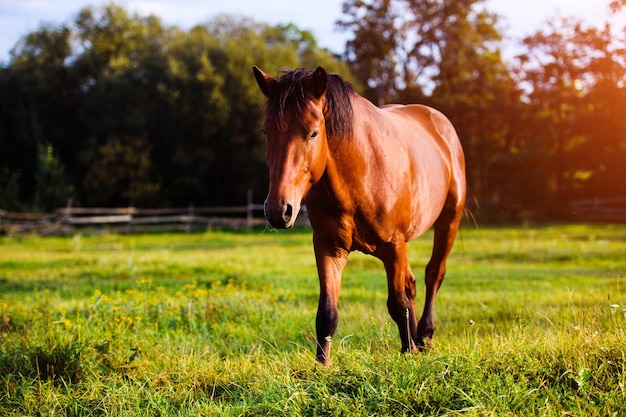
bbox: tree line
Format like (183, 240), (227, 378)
(1, 1), (625, 222)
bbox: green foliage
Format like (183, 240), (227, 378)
(338, 0), (507, 101)
(0, 1), (625, 221)
(34, 144), (74, 211)
(0, 225), (624, 415)
(515, 16), (626, 205)
(338, 0), (626, 221)
(83, 136), (160, 206)
(0, 167), (22, 210)
(0, 4), (350, 209)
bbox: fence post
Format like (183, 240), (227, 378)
(63, 198), (73, 234)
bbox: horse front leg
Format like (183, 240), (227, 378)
(381, 241), (419, 354)
(313, 235), (349, 367)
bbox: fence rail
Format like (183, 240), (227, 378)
(567, 197), (626, 223)
(4, 196), (623, 234)
(0, 201), (309, 235)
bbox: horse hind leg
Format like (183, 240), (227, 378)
(404, 263), (418, 352)
(416, 199), (464, 350)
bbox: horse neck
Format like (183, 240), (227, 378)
(317, 97), (375, 208)
(325, 94), (379, 164)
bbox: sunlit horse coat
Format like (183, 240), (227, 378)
(254, 66), (466, 366)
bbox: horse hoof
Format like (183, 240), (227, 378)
(416, 337), (432, 351)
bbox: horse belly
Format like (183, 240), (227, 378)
(360, 146), (448, 246)
(407, 172), (448, 239)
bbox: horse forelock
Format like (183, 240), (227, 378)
(265, 68), (354, 140)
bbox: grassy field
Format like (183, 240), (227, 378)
(0, 224), (625, 416)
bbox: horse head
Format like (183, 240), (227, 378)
(253, 66), (330, 229)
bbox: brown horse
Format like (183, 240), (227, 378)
(253, 66), (466, 367)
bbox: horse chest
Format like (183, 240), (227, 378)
(307, 194), (401, 255)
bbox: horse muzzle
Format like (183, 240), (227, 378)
(264, 200), (299, 229)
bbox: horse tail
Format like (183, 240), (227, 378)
(462, 186), (479, 229)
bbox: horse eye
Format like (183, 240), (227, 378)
(261, 129), (267, 137)
(309, 131), (319, 140)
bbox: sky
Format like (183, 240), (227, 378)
(0, 0), (622, 64)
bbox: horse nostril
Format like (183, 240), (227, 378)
(283, 204), (293, 222)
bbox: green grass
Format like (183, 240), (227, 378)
(0, 224), (625, 416)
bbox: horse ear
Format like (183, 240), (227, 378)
(253, 66), (277, 97)
(309, 66), (328, 99)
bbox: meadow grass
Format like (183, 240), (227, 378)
(0, 224), (624, 416)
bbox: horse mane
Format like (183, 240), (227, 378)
(265, 68), (355, 140)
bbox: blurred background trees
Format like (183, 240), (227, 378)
(338, 0), (626, 221)
(0, 1), (624, 222)
(0, 4), (351, 209)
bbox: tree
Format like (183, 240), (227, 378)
(338, 0), (505, 98)
(34, 144), (74, 211)
(337, 0), (400, 103)
(83, 136), (160, 206)
(338, 0), (518, 218)
(514, 15), (626, 208)
(583, 1), (626, 198)
(0, 4), (352, 209)
(1, 24), (77, 206)
(0, 168), (22, 211)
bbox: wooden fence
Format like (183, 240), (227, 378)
(0, 201), (310, 235)
(3, 196), (623, 234)
(567, 197), (626, 223)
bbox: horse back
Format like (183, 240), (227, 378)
(382, 104), (463, 162)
